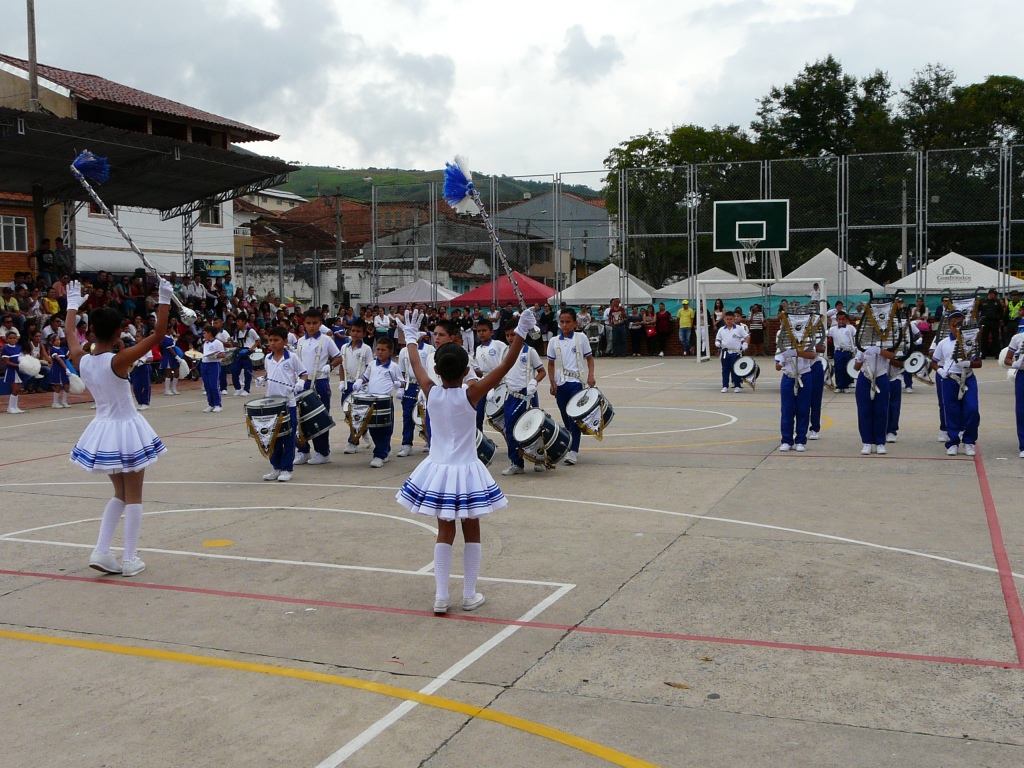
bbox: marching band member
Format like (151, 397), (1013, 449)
(714, 311), (749, 393)
(200, 326), (225, 413)
(775, 331), (814, 452)
(231, 315), (260, 396)
(49, 333), (72, 409)
(129, 332), (153, 411)
(853, 343), (893, 455)
(827, 311), (856, 393)
(501, 321), (546, 475)
(353, 336), (403, 467)
(928, 334), (947, 442)
(295, 308), (343, 465)
(396, 327), (432, 457)
(885, 352), (905, 444)
(2, 329), (25, 413)
(546, 307), (595, 466)
(159, 330), (180, 396)
(212, 317), (231, 396)
(262, 326), (308, 482)
(341, 319), (374, 454)
(472, 317), (507, 431)
(808, 339), (826, 440)
(1004, 332), (1024, 459)
(932, 310), (981, 456)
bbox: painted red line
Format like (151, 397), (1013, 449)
(162, 422), (244, 439)
(588, 448), (973, 462)
(0, 452), (69, 468)
(2, 568), (1018, 670)
(973, 449), (1024, 664)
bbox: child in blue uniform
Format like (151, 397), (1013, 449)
(49, 335), (71, 408)
(3, 330), (25, 413)
(159, 333), (180, 395)
(262, 325), (308, 482)
(353, 336), (402, 467)
(200, 326), (225, 412)
(130, 332), (153, 410)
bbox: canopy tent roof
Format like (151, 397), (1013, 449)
(558, 263), (656, 306)
(376, 279), (458, 307)
(654, 267), (764, 300)
(449, 271), (555, 307)
(783, 248), (883, 295)
(885, 251), (1024, 294)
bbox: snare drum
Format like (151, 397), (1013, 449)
(846, 358), (859, 380)
(564, 387), (614, 439)
(512, 408), (572, 466)
(249, 350), (266, 369)
(295, 388), (335, 443)
(485, 384), (508, 432)
(221, 348), (238, 368)
(245, 396), (291, 457)
(348, 394), (394, 440)
(476, 430), (497, 466)
(903, 351), (927, 375)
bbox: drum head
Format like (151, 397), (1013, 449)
(512, 408), (545, 443)
(732, 356), (755, 378)
(485, 385), (507, 416)
(246, 396), (288, 412)
(903, 351), (926, 374)
(250, 351), (265, 363)
(565, 388), (601, 419)
(846, 359), (859, 379)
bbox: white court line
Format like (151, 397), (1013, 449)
(0, 393), (207, 431)
(1, 481), (1019, 581)
(603, 406), (737, 436)
(314, 584), (575, 768)
(599, 361), (664, 378)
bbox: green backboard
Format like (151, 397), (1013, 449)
(713, 200), (789, 251)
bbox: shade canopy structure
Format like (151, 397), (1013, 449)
(885, 252), (1024, 294)
(654, 267), (764, 301)
(449, 271), (556, 308)
(558, 264), (656, 306)
(376, 279), (458, 307)
(783, 248), (883, 298)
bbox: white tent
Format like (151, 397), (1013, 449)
(885, 252), (1024, 294)
(559, 263), (656, 306)
(376, 279), (459, 306)
(654, 267), (763, 301)
(783, 248), (883, 296)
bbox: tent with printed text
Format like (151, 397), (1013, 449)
(884, 252), (1024, 294)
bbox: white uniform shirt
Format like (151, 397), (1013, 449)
(474, 339), (508, 377)
(828, 325), (856, 352)
(775, 340), (813, 377)
(504, 346), (543, 391)
(715, 325), (747, 354)
(363, 359), (402, 397)
(546, 332), (593, 386)
(341, 340), (373, 384)
(235, 327), (259, 350)
(932, 335), (974, 378)
(398, 342), (432, 386)
(286, 332), (298, 351)
(265, 350), (306, 407)
(202, 339), (225, 363)
(296, 333), (341, 381)
(1008, 332), (1024, 369)
(854, 346), (890, 380)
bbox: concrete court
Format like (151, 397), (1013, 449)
(0, 354), (1022, 768)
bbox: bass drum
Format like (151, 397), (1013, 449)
(846, 358), (859, 380)
(475, 430), (497, 466)
(903, 351), (927, 375)
(564, 387), (614, 438)
(512, 408), (571, 466)
(295, 388), (336, 443)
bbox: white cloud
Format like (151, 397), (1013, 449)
(555, 25), (624, 85)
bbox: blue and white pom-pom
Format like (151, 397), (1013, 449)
(443, 155), (479, 215)
(71, 150), (111, 184)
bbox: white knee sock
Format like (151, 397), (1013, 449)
(462, 542), (482, 598)
(122, 503), (143, 560)
(8, 394), (18, 410)
(53, 392), (60, 406)
(61, 391), (69, 406)
(164, 378), (171, 393)
(171, 378), (178, 393)
(95, 498), (126, 553)
(433, 543), (452, 601)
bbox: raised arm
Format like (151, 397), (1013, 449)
(467, 309), (535, 407)
(64, 281), (88, 366)
(111, 280), (171, 378)
(396, 311), (434, 395)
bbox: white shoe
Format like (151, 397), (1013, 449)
(778, 443), (791, 452)
(534, 461), (546, 472)
(563, 451), (578, 465)
(203, 406), (213, 413)
(293, 452), (309, 465)
(734, 387), (741, 393)
(795, 443), (806, 452)
(212, 406), (222, 413)
(343, 443), (359, 454)
(905, 387), (913, 393)
(721, 387), (728, 393)
(164, 391), (175, 396)
(171, 389), (180, 395)
(121, 557), (146, 577)
(658, 351), (664, 357)
(886, 432), (897, 443)
(90, 404), (96, 409)
(263, 470), (281, 481)
(61, 402), (71, 408)
(1019, 450), (1024, 459)
(233, 390), (243, 397)
(423, 445), (430, 453)
(433, 599), (450, 615)
(938, 432), (948, 442)
(277, 471), (292, 481)
(309, 453), (331, 465)
(502, 464), (525, 475)
(808, 431), (819, 440)
(89, 550), (122, 574)
(397, 445), (412, 457)
(861, 444), (872, 455)
(137, 404), (149, 410)
(370, 457), (384, 468)
(462, 593), (486, 611)
(220, 389), (228, 395)
(52, 403), (63, 409)
(946, 445), (958, 456)
(7, 407), (25, 414)
(876, 445), (887, 455)
(965, 444), (976, 456)
(362, 435), (372, 448)
(242, 391), (250, 396)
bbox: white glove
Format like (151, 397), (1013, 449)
(526, 379), (538, 397)
(158, 279), (174, 306)
(293, 380), (306, 394)
(782, 349), (798, 360)
(318, 364), (331, 376)
(353, 379), (364, 393)
(399, 309), (425, 344)
(741, 342), (749, 352)
(66, 280), (85, 311)
(515, 308), (537, 339)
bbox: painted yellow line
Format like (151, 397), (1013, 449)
(0, 629), (660, 768)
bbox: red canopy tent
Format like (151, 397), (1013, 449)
(449, 271), (556, 308)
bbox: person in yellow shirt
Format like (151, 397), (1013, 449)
(40, 287), (61, 319)
(676, 300), (695, 356)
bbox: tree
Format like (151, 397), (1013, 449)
(950, 75), (1024, 147)
(897, 63), (957, 150)
(850, 70), (903, 153)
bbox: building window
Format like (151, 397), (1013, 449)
(88, 201), (115, 217)
(0, 215), (28, 252)
(199, 205), (222, 226)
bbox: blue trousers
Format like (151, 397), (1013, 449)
(855, 372), (889, 445)
(834, 350), (853, 390)
(369, 423), (392, 459)
(779, 372), (812, 445)
(503, 389), (532, 467)
(400, 383), (420, 446)
(903, 370), (914, 389)
(936, 374), (947, 431)
(721, 352), (741, 388)
(940, 375), (979, 447)
(218, 361), (227, 393)
(887, 377), (902, 436)
(232, 354), (253, 392)
(612, 325), (626, 356)
(1016, 370), (1024, 452)
(270, 406), (298, 472)
(809, 360), (824, 433)
(554, 380), (584, 452)
(201, 362), (221, 407)
(130, 364), (151, 406)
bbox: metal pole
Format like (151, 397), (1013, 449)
(277, 245), (284, 301)
(26, 0), (40, 112)
(313, 250), (319, 308)
(241, 244), (247, 293)
(901, 178), (909, 278)
(335, 195), (346, 307)
(413, 206), (420, 282)
(370, 185), (378, 304)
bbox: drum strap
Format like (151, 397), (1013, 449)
(247, 411), (285, 459)
(553, 335), (587, 386)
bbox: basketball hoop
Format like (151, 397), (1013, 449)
(738, 237), (762, 264)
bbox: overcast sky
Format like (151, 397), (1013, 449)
(3, 0), (1022, 177)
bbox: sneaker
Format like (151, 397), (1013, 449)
(234, 390), (243, 397)
(52, 403), (63, 409)
(965, 444), (976, 457)
(220, 389), (228, 395)
(212, 406), (222, 413)
(90, 404), (97, 409)
(89, 550), (122, 574)
(61, 402), (71, 408)
(808, 431), (819, 440)
(721, 387), (728, 393)
(563, 451), (578, 465)
(462, 593), (486, 611)
(779, 443), (791, 452)
(534, 461), (546, 472)
(946, 445), (958, 456)
(362, 435), (372, 448)
(861, 444), (872, 455)
(886, 432), (897, 443)
(121, 557), (146, 577)
(263, 470), (281, 481)
(203, 406), (214, 413)
(277, 471), (292, 481)
(658, 351), (664, 357)
(423, 445), (430, 453)
(370, 457), (384, 468)
(164, 391), (175, 397)
(309, 453), (331, 465)
(294, 453), (310, 465)
(876, 445), (887, 455)
(433, 599), (450, 615)
(734, 387), (741, 393)
(502, 464), (525, 475)
(397, 445), (412, 457)
(242, 391), (250, 396)
(137, 404), (149, 410)
(343, 444), (359, 454)
(1019, 450), (1024, 459)
(905, 387), (914, 393)
(938, 432), (948, 442)
(7, 407), (25, 414)
(795, 444), (806, 452)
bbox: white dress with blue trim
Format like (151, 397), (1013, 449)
(397, 385), (506, 520)
(71, 352), (166, 474)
